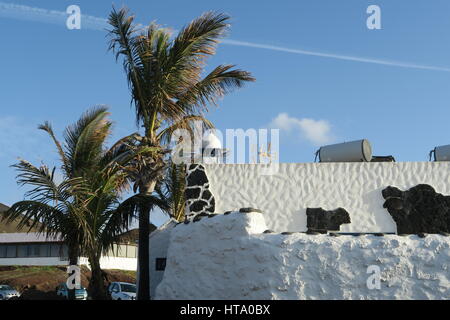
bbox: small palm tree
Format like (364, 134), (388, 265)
(1, 107), (151, 300)
(2, 162), (87, 300)
(155, 162), (186, 222)
(107, 7), (255, 299)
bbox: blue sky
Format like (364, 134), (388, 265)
(1, 1), (450, 225)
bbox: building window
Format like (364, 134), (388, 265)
(60, 245), (69, 260)
(17, 245), (28, 257)
(0, 245), (7, 258)
(28, 244), (41, 257)
(40, 244), (50, 257)
(6, 245), (16, 258)
(50, 244), (61, 257)
(155, 258), (166, 271)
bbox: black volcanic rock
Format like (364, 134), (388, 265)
(306, 207), (351, 232)
(185, 187), (201, 199)
(189, 200), (209, 213)
(382, 184), (450, 234)
(186, 169), (208, 186)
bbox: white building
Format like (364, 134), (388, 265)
(149, 160), (450, 299)
(0, 204), (138, 271)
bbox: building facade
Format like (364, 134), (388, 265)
(0, 232), (138, 271)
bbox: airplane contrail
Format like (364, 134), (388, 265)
(222, 39), (450, 72)
(0, 2), (108, 30)
(2, 2), (450, 73)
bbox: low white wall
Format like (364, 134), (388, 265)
(0, 256), (136, 271)
(155, 211), (450, 300)
(0, 257), (68, 266)
(98, 256), (137, 271)
(204, 162), (450, 233)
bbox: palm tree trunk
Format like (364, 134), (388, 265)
(137, 203), (151, 300)
(88, 254), (107, 300)
(67, 244), (79, 301)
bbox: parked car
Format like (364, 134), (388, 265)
(107, 282), (136, 300)
(0, 284), (20, 300)
(56, 283), (88, 300)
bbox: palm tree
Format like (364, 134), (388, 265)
(156, 162), (186, 222)
(1, 107), (147, 300)
(2, 162), (87, 300)
(107, 7), (255, 299)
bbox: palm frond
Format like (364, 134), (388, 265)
(63, 106), (111, 177)
(38, 121), (70, 175)
(177, 64), (255, 112)
(157, 115), (214, 146)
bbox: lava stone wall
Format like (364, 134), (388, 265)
(185, 164), (215, 218)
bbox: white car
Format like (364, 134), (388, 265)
(108, 282), (136, 300)
(56, 283), (88, 300)
(0, 285), (20, 300)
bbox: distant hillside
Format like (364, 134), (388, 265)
(0, 203), (43, 234)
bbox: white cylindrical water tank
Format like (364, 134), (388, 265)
(318, 139), (372, 162)
(202, 132), (223, 163)
(432, 144), (450, 161)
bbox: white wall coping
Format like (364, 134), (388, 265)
(0, 232), (62, 243)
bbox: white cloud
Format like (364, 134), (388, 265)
(269, 113), (334, 146)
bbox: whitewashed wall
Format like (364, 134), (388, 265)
(149, 220), (177, 298)
(155, 212), (450, 300)
(93, 257), (136, 271)
(0, 257), (68, 266)
(204, 162), (450, 233)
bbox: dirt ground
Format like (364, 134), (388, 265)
(0, 265), (136, 300)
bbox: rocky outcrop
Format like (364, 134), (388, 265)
(382, 184), (450, 234)
(306, 207), (351, 232)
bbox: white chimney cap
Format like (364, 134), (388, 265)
(202, 132), (222, 149)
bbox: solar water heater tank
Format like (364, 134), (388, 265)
(431, 144), (450, 161)
(317, 139), (372, 162)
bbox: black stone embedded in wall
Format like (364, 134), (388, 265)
(185, 164), (215, 218)
(382, 184), (450, 234)
(306, 207), (351, 232)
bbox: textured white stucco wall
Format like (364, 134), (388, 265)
(148, 220), (177, 298)
(155, 212), (450, 300)
(204, 162), (450, 233)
